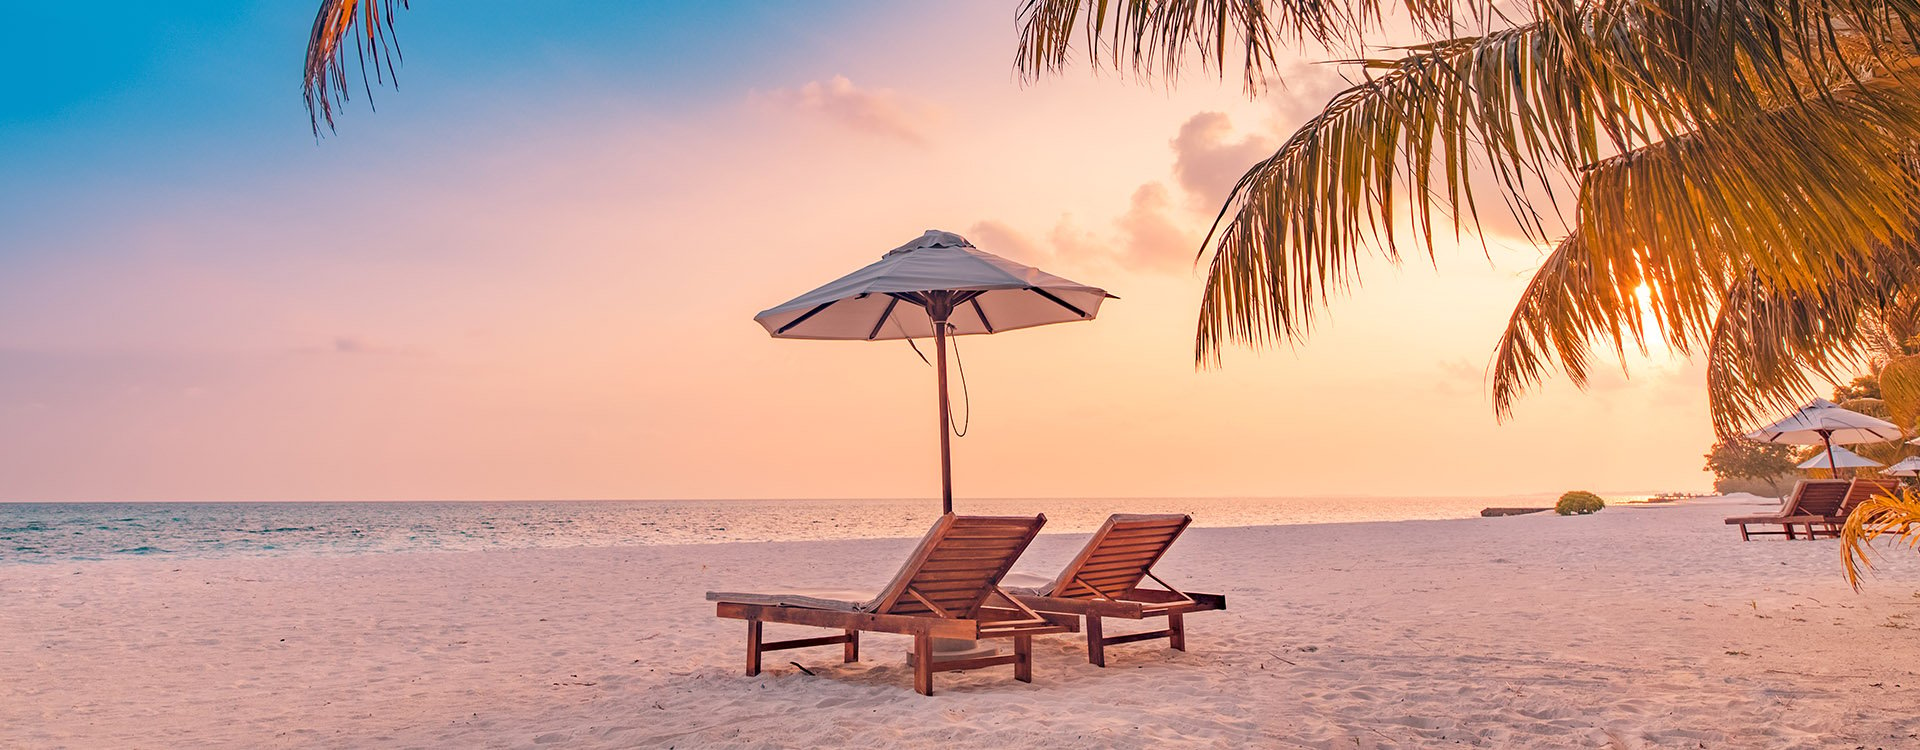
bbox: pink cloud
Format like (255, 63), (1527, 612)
(756, 75), (937, 144)
(1170, 112), (1277, 212)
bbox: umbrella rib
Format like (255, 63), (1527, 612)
(968, 297), (994, 334)
(1027, 287), (1089, 318)
(775, 300), (838, 335)
(867, 297), (902, 341)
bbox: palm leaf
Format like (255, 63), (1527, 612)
(303, 0), (409, 135)
(1488, 231), (1652, 418)
(1841, 485), (1920, 589)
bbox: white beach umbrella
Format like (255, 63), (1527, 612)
(1884, 455), (1920, 477)
(755, 229), (1115, 513)
(1746, 398), (1902, 473)
(1796, 445), (1882, 470)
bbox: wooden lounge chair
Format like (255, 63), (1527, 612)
(1801, 478), (1902, 539)
(1724, 480), (1851, 540)
(1002, 513), (1225, 667)
(707, 514), (1076, 696)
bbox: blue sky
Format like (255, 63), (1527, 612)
(0, 1), (893, 251)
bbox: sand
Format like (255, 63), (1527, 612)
(4, 497), (1918, 749)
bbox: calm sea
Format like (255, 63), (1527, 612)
(0, 495), (1596, 565)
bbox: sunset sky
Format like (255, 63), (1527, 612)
(0, 1), (1745, 501)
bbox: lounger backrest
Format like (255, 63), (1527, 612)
(1791, 480), (1853, 517)
(1839, 478), (1902, 517)
(1045, 513), (1191, 600)
(867, 514), (1046, 619)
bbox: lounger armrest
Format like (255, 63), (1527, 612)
(1724, 514), (1788, 524)
(1128, 588), (1226, 614)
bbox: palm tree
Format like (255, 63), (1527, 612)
(306, 2), (1920, 571)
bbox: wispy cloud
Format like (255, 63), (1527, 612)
(754, 75), (938, 145)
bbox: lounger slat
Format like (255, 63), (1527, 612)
(920, 550), (1031, 563)
(929, 538), (1030, 551)
(1100, 524), (1186, 538)
(1082, 548), (1164, 563)
(1073, 555), (1164, 573)
(1084, 540), (1185, 556)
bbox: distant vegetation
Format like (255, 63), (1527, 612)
(1703, 439), (1797, 496)
(1555, 491), (1605, 516)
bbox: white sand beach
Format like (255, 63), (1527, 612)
(4, 497), (1918, 749)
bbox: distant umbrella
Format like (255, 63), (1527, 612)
(1884, 455), (1920, 477)
(755, 230), (1115, 513)
(1747, 398), (1902, 473)
(1796, 445), (1882, 471)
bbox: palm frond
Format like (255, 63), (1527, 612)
(1471, 64), (1920, 417)
(1841, 485), (1920, 589)
(1488, 231), (1650, 416)
(304, 0), (409, 135)
(1702, 273), (1882, 437)
(1014, 0), (1406, 92)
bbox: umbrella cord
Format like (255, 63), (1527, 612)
(949, 329), (970, 438)
(903, 325), (970, 437)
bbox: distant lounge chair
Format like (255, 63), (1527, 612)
(706, 514), (1076, 696)
(1801, 478), (1902, 539)
(1002, 513), (1225, 667)
(1724, 480), (1851, 540)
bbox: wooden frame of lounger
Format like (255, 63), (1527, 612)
(1005, 513), (1225, 667)
(1797, 478), (1902, 539)
(709, 514), (1077, 696)
(1724, 480), (1851, 540)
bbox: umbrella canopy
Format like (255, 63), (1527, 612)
(756, 230), (1114, 341)
(1884, 455), (1920, 476)
(1746, 398), (1902, 473)
(755, 229), (1114, 513)
(1797, 445), (1882, 470)
(1746, 398), (1902, 445)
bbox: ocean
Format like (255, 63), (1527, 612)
(0, 494), (1590, 565)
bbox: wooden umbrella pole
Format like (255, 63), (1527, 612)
(932, 298), (954, 515)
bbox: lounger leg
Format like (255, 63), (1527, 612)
(844, 629), (859, 663)
(912, 633), (934, 696)
(1168, 612), (1187, 652)
(1085, 616), (1106, 668)
(1739, 524), (1750, 541)
(1013, 635), (1032, 683)
(745, 619), (763, 677)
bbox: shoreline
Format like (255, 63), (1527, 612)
(1, 495), (1731, 569)
(6, 498), (1916, 748)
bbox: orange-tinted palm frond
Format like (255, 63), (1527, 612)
(1703, 272), (1886, 438)
(1193, 17), (1700, 364)
(1488, 231), (1655, 417)
(1842, 486), (1920, 589)
(1484, 68), (1920, 419)
(303, 0), (409, 135)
